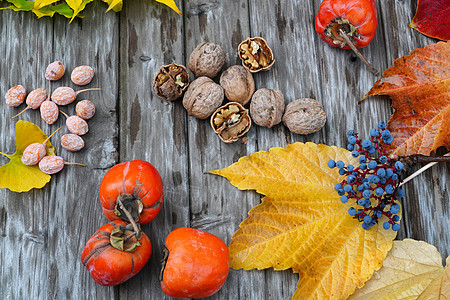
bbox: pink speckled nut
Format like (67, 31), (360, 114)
(5, 85), (26, 107)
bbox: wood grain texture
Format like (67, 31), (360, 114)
(0, 0), (448, 299)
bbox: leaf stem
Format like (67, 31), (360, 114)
(399, 153), (450, 187)
(116, 198), (141, 236)
(338, 30), (379, 76)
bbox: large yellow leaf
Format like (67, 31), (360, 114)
(350, 239), (449, 299)
(0, 120), (55, 193)
(209, 142), (398, 299)
(156, 0), (181, 15)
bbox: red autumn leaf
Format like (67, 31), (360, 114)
(361, 41), (450, 157)
(409, 0), (450, 41)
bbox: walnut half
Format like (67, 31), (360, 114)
(238, 37), (275, 73)
(152, 63), (190, 101)
(210, 102), (251, 143)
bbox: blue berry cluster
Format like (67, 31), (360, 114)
(328, 122), (405, 231)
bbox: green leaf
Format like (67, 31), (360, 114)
(0, 0), (34, 11)
(0, 120), (55, 193)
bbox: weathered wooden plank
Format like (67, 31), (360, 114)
(183, 0), (269, 299)
(377, 0), (450, 259)
(0, 11), (54, 299)
(117, 0), (189, 299)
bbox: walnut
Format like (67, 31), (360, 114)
(219, 65), (255, 106)
(153, 63), (190, 101)
(188, 42), (226, 78)
(282, 98), (327, 135)
(182, 77), (224, 119)
(238, 37), (275, 73)
(249, 88), (285, 128)
(211, 102), (251, 143)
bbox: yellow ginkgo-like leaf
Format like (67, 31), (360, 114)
(209, 142), (398, 299)
(66, 0), (93, 23)
(350, 239), (449, 299)
(156, 0), (181, 14)
(0, 120), (55, 193)
(33, 0), (59, 9)
(103, 0), (122, 12)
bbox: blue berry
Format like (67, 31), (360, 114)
(364, 200), (372, 208)
(357, 209), (363, 214)
(347, 174), (356, 183)
(357, 199), (366, 206)
(369, 175), (380, 184)
(347, 164), (354, 172)
(357, 185), (364, 191)
(380, 202), (386, 209)
(334, 183), (342, 191)
(370, 128), (379, 137)
(347, 144), (355, 151)
(362, 139), (372, 149)
(392, 223), (400, 231)
(381, 130), (391, 139)
(348, 130), (355, 136)
(391, 173), (399, 181)
(383, 136), (394, 144)
(328, 159), (336, 168)
(348, 136), (357, 144)
(359, 156), (366, 163)
(348, 207), (357, 216)
(336, 160), (345, 169)
(352, 150), (359, 157)
(363, 215), (372, 223)
(386, 168), (394, 178)
(362, 182), (371, 190)
(375, 187), (384, 196)
(393, 215), (400, 222)
(368, 146), (376, 154)
(395, 161), (404, 171)
(377, 168), (386, 178)
(378, 121), (386, 129)
(363, 190), (371, 199)
(360, 163), (367, 170)
(368, 160), (377, 169)
(339, 169), (346, 175)
(390, 204), (400, 214)
(362, 222), (370, 230)
(397, 189), (405, 197)
(338, 189), (345, 196)
(385, 184), (394, 194)
(383, 222), (391, 230)
(344, 184), (353, 193)
(341, 195), (349, 203)
(379, 156), (388, 163)
(380, 178), (387, 184)
(375, 210), (382, 218)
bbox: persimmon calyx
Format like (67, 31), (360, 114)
(114, 193), (144, 222)
(325, 17), (358, 48)
(110, 223), (142, 252)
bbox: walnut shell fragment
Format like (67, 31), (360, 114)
(188, 42), (226, 78)
(153, 63), (190, 101)
(211, 102), (251, 143)
(219, 65), (255, 106)
(282, 98), (326, 135)
(250, 88), (285, 128)
(183, 77), (224, 119)
(238, 37), (275, 73)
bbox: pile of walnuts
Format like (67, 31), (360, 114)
(152, 38), (326, 143)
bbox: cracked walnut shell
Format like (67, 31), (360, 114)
(183, 77), (224, 119)
(210, 102), (251, 143)
(153, 63), (190, 101)
(238, 37), (275, 73)
(282, 98), (326, 135)
(219, 65), (255, 106)
(188, 42), (226, 78)
(250, 88), (285, 128)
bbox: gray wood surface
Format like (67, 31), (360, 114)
(0, 0), (448, 299)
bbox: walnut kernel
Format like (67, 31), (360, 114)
(188, 42), (226, 78)
(211, 102), (251, 143)
(250, 88), (285, 128)
(219, 65), (255, 106)
(282, 98), (326, 135)
(238, 37), (275, 73)
(153, 64), (190, 101)
(183, 77), (224, 119)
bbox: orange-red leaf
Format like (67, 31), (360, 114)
(361, 41), (450, 156)
(409, 0), (450, 41)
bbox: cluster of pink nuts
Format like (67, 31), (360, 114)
(152, 38), (327, 143)
(4, 61), (98, 174)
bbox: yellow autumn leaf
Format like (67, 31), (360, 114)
(103, 0), (122, 12)
(0, 120), (55, 193)
(209, 142), (398, 299)
(33, 0), (59, 9)
(350, 239), (449, 299)
(66, 0), (93, 23)
(156, 0), (181, 14)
